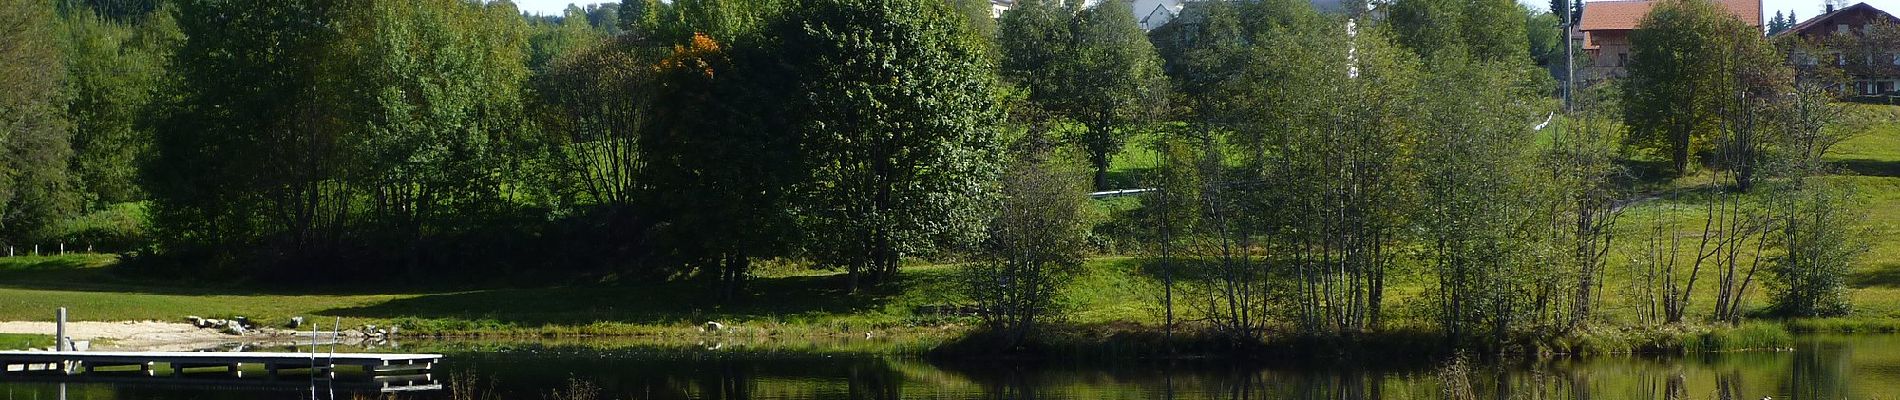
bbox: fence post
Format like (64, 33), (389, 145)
(56, 308), (67, 352)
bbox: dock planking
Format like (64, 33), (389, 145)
(0, 351), (442, 377)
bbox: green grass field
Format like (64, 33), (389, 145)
(0, 253), (1162, 340)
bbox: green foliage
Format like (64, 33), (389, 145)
(535, 37), (656, 210)
(640, 30), (801, 296)
(1525, 7), (1562, 70)
(1412, 53), (1552, 342)
(46, 202), (148, 253)
(960, 149), (1094, 347)
(146, 0), (541, 278)
(146, 0), (344, 273)
(1390, 0), (1530, 62)
(527, 5), (601, 73)
(1623, 0), (1777, 174)
(639, 0), (784, 44)
(62, 9), (173, 208)
(998, 0), (1167, 189)
(0, 0), (78, 245)
(1767, 180), (1867, 317)
(331, 0), (535, 248)
(779, 0), (1003, 289)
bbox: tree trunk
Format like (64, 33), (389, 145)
(1091, 151), (1110, 191)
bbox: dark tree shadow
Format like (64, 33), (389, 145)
(1851, 263), (1900, 288)
(1831, 159), (1900, 177)
(317, 272), (917, 328)
(0, 258), (461, 296)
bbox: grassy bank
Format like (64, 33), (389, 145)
(0, 334), (54, 350)
(0, 253), (1821, 359)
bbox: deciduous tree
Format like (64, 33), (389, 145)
(781, 0), (1003, 290)
(998, 0), (1166, 189)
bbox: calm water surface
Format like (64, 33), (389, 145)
(3, 335), (1899, 399)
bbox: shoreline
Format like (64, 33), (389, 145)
(0, 321), (339, 352)
(0, 317), (1878, 365)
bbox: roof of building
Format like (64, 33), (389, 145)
(1578, 0), (1762, 31)
(1777, 2), (1900, 37)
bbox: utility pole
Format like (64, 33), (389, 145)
(1564, 0), (1576, 111)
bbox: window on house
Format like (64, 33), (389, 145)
(1839, 24), (1851, 34)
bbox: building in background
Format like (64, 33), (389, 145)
(1576, 0), (1763, 79)
(1775, 2), (1900, 95)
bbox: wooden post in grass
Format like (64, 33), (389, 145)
(56, 308), (67, 352)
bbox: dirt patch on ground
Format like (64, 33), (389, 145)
(0, 321), (270, 351)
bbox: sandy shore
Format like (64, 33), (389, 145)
(0, 321), (260, 351)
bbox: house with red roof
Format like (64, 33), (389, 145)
(1577, 0), (1763, 79)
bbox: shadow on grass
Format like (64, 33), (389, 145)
(1851, 263), (1900, 288)
(1102, 166), (1157, 191)
(0, 261), (456, 297)
(1616, 158), (1680, 188)
(315, 272), (920, 328)
(1833, 159), (1900, 178)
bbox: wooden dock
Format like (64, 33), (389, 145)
(0, 372), (444, 393)
(0, 351), (442, 378)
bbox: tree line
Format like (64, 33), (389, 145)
(0, 0), (1876, 348)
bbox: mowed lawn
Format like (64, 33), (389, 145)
(1827, 111), (1900, 318)
(0, 254), (1163, 336)
(0, 255), (416, 327)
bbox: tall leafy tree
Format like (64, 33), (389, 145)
(146, 0), (348, 275)
(148, 0), (539, 277)
(1414, 54), (1551, 343)
(960, 148), (1093, 348)
(584, 3), (624, 36)
(780, 0), (1002, 289)
(1391, 0), (1529, 63)
(62, 7), (176, 208)
(640, 30), (802, 299)
(537, 38), (654, 213)
(528, 5), (600, 73)
(1624, 0), (1772, 176)
(329, 0), (534, 270)
(998, 0), (1167, 189)
(0, 0), (77, 245)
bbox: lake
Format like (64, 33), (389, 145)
(2, 334), (1898, 399)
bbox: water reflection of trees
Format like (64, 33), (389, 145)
(1782, 338), (1850, 400)
(408, 339), (1867, 400)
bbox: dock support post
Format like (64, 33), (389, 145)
(56, 307), (66, 352)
